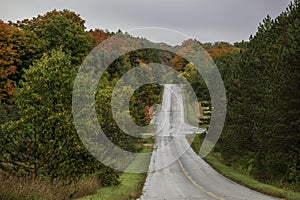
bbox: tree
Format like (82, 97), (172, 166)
(219, 0), (300, 184)
(89, 29), (112, 47)
(11, 9), (92, 72)
(1, 49), (102, 180)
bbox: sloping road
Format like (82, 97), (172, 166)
(138, 84), (278, 200)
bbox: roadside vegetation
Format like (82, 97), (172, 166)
(205, 153), (300, 200)
(77, 172), (146, 200)
(77, 146), (152, 200)
(190, 134), (300, 200)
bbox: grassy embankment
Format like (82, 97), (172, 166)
(77, 137), (153, 200)
(190, 131), (300, 200)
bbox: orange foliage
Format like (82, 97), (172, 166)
(171, 46), (193, 71)
(0, 20), (18, 103)
(144, 105), (155, 121)
(89, 29), (112, 46)
(207, 47), (240, 59)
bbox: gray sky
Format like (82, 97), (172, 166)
(0, 0), (292, 45)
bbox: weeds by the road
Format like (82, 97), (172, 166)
(0, 140), (152, 200)
(0, 171), (101, 200)
(0, 163), (147, 200)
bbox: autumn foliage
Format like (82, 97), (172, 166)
(0, 21), (19, 103)
(207, 46), (240, 59)
(89, 29), (112, 46)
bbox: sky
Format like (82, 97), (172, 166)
(0, 0), (292, 45)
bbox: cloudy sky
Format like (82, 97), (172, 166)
(0, 0), (292, 45)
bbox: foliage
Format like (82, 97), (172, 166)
(89, 29), (113, 47)
(0, 21), (19, 104)
(10, 9), (91, 74)
(218, 0), (300, 186)
(1, 49), (106, 181)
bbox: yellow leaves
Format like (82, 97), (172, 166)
(26, 85), (30, 91)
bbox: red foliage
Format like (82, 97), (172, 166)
(144, 105), (151, 121)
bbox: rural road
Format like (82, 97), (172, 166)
(138, 84), (277, 200)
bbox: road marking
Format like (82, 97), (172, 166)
(177, 158), (224, 200)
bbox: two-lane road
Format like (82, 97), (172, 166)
(139, 84), (278, 200)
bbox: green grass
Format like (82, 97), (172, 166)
(204, 153), (300, 200)
(77, 143), (152, 200)
(189, 133), (204, 154)
(190, 139), (300, 200)
(77, 172), (146, 200)
(141, 136), (154, 146)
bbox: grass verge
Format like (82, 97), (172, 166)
(204, 153), (300, 200)
(77, 145), (152, 200)
(189, 135), (300, 200)
(77, 172), (146, 200)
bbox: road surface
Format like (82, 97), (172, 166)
(138, 84), (277, 200)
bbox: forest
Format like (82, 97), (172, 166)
(0, 0), (299, 199)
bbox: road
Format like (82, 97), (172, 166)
(138, 84), (277, 200)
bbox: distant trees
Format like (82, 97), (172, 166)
(89, 29), (112, 47)
(0, 21), (19, 104)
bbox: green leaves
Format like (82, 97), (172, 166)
(10, 9), (92, 77)
(1, 49), (101, 180)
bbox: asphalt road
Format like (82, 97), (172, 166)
(138, 84), (278, 200)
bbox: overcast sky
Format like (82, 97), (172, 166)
(0, 0), (292, 45)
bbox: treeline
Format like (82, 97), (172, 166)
(215, 1), (299, 189)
